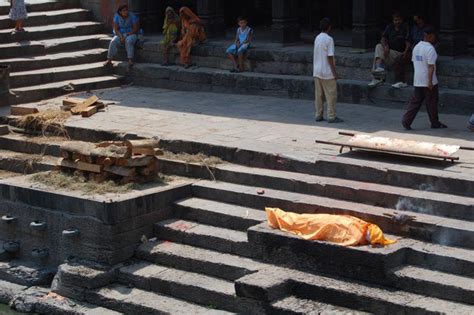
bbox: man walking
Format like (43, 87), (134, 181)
(402, 27), (447, 130)
(313, 18), (343, 123)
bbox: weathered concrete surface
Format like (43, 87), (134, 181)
(0, 174), (195, 266)
(14, 87), (474, 184)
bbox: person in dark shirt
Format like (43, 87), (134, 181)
(411, 14), (427, 47)
(369, 12), (411, 88)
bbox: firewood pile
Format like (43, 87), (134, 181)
(59, 139), (163, 184)
(61, 95), (110, 118)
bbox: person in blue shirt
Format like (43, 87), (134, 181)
(411, 14), (428, 47)
(104, 5), (139, 70)
(226, 17), (253, 73)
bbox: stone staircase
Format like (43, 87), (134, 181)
(118, 39), (474, 115)
(0, 127), (472, 313)
(87, 156), (473, 314)
(0, 0), (121, 105)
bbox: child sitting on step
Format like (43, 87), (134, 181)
(9, 0), (28, 32)
(226, 17), (253, 73)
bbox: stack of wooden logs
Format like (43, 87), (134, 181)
(62, 95), (109, 118)
(59, 139), (163, 184)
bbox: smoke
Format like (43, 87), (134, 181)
(395, 197), (434, 216)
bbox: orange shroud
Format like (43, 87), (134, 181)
(266, 207), (396, 246)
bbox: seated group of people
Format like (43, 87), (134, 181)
(104, 5), (253, 72)
(369, 12), (434, 89)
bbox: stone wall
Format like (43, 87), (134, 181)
(79, 0), (128, 31)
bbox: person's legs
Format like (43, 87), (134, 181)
(226, 44), (238, 71)
(125, 35), (138, 67)
(425, 85), (446, 128)
(373, 43), (385, 70)
(314, 78), (325, 120)
(393, 51), (409, 84)
(105, 36), (121, 65)
(237, 44), (249, 71)
(322, 79), (338, 121)
(402, 87), (425, 129)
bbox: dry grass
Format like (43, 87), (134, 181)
(162, 151), (224, 166)
(30, 171), (172, 195)
(31, 171), (133, 195)
(162, 151), (224, 181)
(16, 109), (71, 137)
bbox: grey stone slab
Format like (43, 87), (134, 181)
(392, 265), (474, 305)
(175, 197), (267, 231)
(271, 295), (371, 315)
(155, 218), (263, 259)
(0, 279), (26, 304)
(86, 284), (233, 314)
(136, 240), (265, 281)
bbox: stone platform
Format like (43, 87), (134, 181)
(0, 86), (471, 313)
(112, 35), (474, 115)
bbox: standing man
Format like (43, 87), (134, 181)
(402, 27), (447, 130)
(313, 18), (343, 123)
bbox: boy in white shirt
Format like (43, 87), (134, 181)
(402, 27), (446, 130)
(313, 18), (343, 123)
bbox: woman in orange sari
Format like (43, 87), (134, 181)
(177, 7), (206, 68)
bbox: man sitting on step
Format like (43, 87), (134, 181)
(368, 12), (411, 89)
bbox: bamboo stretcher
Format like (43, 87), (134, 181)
(316, 132), (474, 163)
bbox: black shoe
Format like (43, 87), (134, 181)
(431, 123), (447, 129)
(402, 123), (412, 130)
(328, 117), (344, 123)
(315, 116), (324, 122)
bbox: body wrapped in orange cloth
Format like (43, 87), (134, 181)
(266, 207), (396, 246)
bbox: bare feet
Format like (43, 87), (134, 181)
(103, 60), (113, 67)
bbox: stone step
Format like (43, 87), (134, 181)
(0, 169), (21, 180)
(154, 218), (263, 259)
(270, 295), (371, 315)
(250, 219), (474, 288)
(192, 181), (474, 249)
(86, 283), (233, 314)
(119, 260), (262, 313)
(0, 1), (76, 16)
(391, 265), (474, 305)
(0, 34), (110, 59)
(238, 267), (474, 314)
(0, 8), (90, 30)
(139, 41), (474, 90)
(0, 21), (103, 44)
(0, 133), (64, 156)
(174, 197), (267, 231)
(136, 240), (265, 281)
(10, 75), (122, 104)
(0, 149), (58, 174)
(161, 158), (474, 222)
(10, 61), (112, 88)
(119, 63), (474, 115)
(2, 48), (108, 72)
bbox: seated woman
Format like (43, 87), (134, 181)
(161, 7), (180, 66)
(104, 5), (139, 70)
(177, 7), (206, 68)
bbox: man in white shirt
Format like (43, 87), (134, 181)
(402, 27), (446, 130)
(313, 18), (343, 123)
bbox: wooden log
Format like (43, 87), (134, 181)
(62, 98), (84, 106)
(154, 148), (164, 156)
(96, 141), (126, 148)
(125, 139), (160, 155)
(104, 165), (136, 177)
(10, 106), (39, 116)
(72, 152), (93, 164)
(60, 150), (72, 159)
(70, 95), (99, 115)
(96, 156), (115, 167)
(81, 106), (98, 118)
(138, 159), (160, 176)
(61, 141), (131, 159)
(60, 158), (102, 173)
(0, 125), (9, 136)
(115, 155), (154, 167)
